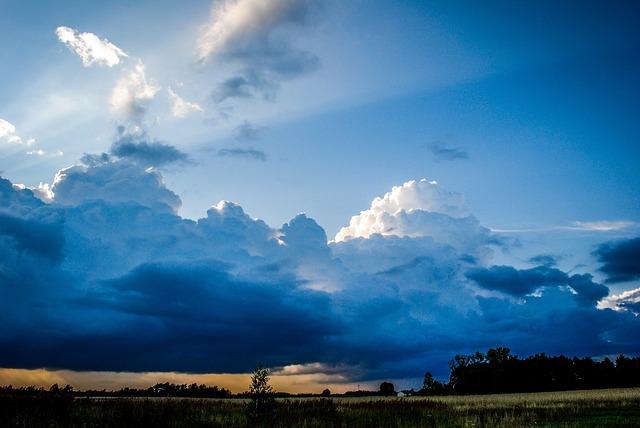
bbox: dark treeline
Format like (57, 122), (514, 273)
(0, 383), (232, 399)
(420, 348), (640, 395)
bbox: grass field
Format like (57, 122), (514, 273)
(2, 388), (640, 427)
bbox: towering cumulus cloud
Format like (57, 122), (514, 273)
(0, 159), (638, 381)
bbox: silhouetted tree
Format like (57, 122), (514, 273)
(246, 365), (276, 426)
(321, 388), (331, 397)
(420, 372), (446, 395)
(379, 382), (396, 396)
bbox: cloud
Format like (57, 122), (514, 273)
(571, 221), (636, 231)
(1, 167), (639, 381)
(233, 120), (265, 140)
(199, 0), (320, 102)
(197, 0), (316, 61)
(51, 159), (181, 213)
(466, 265), (609, 306)
(0, 118), (34, 146)
(601, 288), (640, 315)
(167, 87), (203, 118)
(595, 237), (640, 284)
(217, 147), (267, 161)
(429, 143), (469, 161)
(467, 265), (566, 297)
(110, 127), (188, 166)
(335, 179), (472, 242)
(56, 26), (128, 67)
(491, 220), (637, 234)
(0, 212), (64, 262)
(110, 62), (160, 121)
(529, 254), (558, 267)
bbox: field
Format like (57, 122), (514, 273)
(2, 388), (640, 427)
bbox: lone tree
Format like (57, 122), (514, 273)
(321, 388), (331, 397)
(379, 381), (396, 396)
(246, 365), (276, 425)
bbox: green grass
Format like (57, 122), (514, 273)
(1, 388), (639, 427)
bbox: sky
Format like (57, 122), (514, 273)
(0, 0), (639, 393)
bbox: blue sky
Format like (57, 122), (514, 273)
(1, 0), (639, 391)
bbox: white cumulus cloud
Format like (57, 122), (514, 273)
(167, 87), (203, 118)
(0, 118), (34, 146)
(56, 26), (128, 67)
(334, 179), (470, 242)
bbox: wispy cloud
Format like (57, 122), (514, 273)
(428, 142), (469, 161)
(217, 147), (267, 161)
(197, 0), (316, 62)
(167, 87), (203, 118)
(233, 120), (265, 141)
(26, 149), (64, 157)
(491, 220), (636, 233)
(110, 62), (160, 121)
(56, 26), (128, 67)
(199, 0), (320, 103)
(570, 221), (636, 232)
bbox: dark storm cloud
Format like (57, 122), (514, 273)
(217, 147), (267, 161)
(466, 265), (565, 296)
(466, 265), (608, 306)
(0, 212), (64, 261)
(48, 262), (337, 372)
(1, 161), (639, 381)
(0, 177), (64, 261)
(594, 237), (640, 283)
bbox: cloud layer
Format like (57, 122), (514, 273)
(1, 160), (639, 382)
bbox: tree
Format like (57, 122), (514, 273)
(486, 347), (512, 366)
(379, 382), (396, 396)
(321, 388), (331, 397)
(246, 365), (276, 426)
(420, 372), (446, 395)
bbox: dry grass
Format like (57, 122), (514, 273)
(1, 388), (639, 427)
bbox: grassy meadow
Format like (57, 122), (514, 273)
(2, 388), (640, 427)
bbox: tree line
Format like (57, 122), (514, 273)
(0, 383), (233, 399)
(419, 347), (640, 395)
